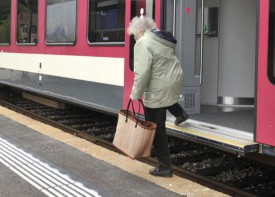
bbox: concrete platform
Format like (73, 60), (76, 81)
(0, 106), (229, 197)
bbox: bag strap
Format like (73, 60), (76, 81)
(126, 99), (144, 128)
(138, 99), (147, 121)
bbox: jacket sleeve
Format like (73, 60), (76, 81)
(130, 41), (153, 100)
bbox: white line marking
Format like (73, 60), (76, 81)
(0, 158), (44, 190)
(0, 137), (102, 197)
(61, 184), (84, 197)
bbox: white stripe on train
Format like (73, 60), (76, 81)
(0, 52), (124, 87)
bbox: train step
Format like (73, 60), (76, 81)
(166, 119), (259, 156)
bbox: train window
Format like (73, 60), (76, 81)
(16, 0), (38, 45)
(129, 0), (155, 71)
(0, 0), (11, 45)
(45, 0), (76, 45)
(88, 0), (125, 45)
(268, 0), (275, 84)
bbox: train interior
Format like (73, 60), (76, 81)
(164, 0), (259, 155)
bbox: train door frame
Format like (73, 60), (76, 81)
(256, 0), (275, 151)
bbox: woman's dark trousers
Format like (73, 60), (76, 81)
(144, 106), (172, 170)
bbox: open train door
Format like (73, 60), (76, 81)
(162, 0), (202, 114)
(256, 0), (275, 153)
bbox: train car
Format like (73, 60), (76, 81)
(0, 0), (275, 159)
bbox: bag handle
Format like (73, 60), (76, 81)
(126, 99), (144, 128)
(138, 99), (147, 120)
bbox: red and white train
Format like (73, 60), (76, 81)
(0, 0), (275, 159)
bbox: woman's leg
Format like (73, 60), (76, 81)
(144, 106), (171, 170)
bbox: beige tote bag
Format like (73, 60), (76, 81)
(113, 99), (157, 159)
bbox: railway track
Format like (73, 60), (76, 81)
(0, 87), (275, 197)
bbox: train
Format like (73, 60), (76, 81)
(0, 0), (275, 160)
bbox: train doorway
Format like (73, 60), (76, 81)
(163, 0), (257, 139)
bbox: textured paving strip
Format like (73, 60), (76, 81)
(0, 137), (101, 197)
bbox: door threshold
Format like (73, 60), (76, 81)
(165, 119), (258, 156)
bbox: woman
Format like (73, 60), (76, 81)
(127, 16), (188, 177)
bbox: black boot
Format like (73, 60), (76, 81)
(149, 166), (172, 178)
(174, 113), (189, 125)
